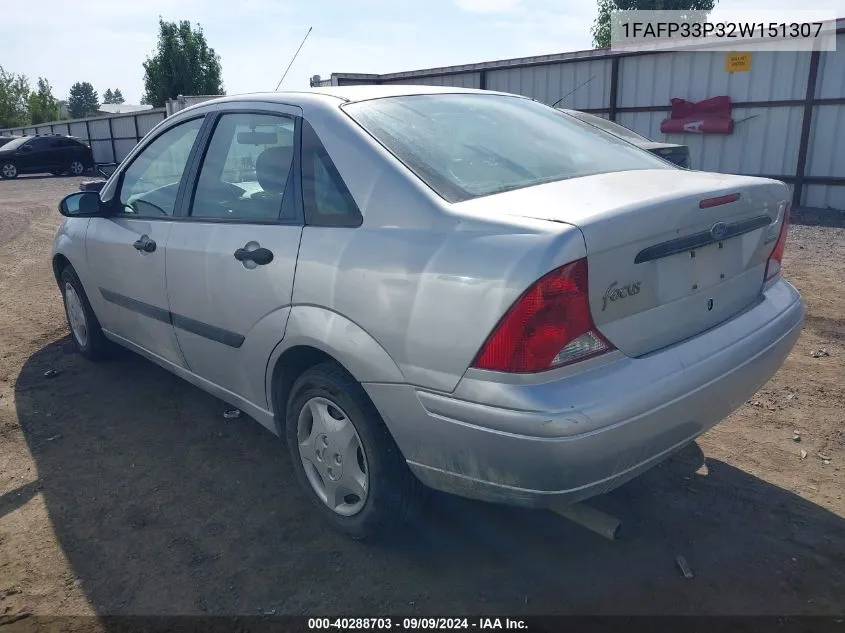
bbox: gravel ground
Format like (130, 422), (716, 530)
(0, 175), (843, 623)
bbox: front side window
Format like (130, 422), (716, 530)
(190, 112), (297, 222)
(27, 137), (55, 150)
(345, 94), (671, 203)
(118, 117), (203, 217)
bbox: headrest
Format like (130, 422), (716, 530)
(255, 146), (293, 194)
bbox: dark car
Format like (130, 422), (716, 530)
(561, 109), (691, 168)
(0, 135), (22, 148)
(0, 135), (94, 179)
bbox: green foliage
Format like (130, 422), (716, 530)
(28, 78), (60, 124)
(102, 88), (126, 104)
(592, 0), (616, 49)
(68, 82), (99, 118)
(142, 18), (225, 107)
(0, 66), (31, 128)
(592, 0), (717, 48)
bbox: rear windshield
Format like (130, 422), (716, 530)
(564, 110), (652, 144)
(344, 94), (671, 203)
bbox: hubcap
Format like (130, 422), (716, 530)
(64, 283), (88, 347)
(2, 164), (15, 178)
(297, 397), (369, 516)
(70, 161), (84, 175)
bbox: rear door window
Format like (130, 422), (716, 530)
(189, 112), (298, 222)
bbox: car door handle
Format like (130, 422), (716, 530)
(133, 235), (156, 253)
(234, 246), (274, 266)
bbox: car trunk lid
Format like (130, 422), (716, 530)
(455, 169), (789, 357)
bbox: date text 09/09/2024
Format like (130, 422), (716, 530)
(308, 618), (528, 630)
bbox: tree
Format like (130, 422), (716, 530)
(67, 82), (99, 118)
(592, 0), (717, 48)
(28, 78), (59, 124)
(102, 88), (125, 104)
(142, 18), (224, 107)
(0, 66), (31, 128)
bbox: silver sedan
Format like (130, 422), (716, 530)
(52, 86), (804, 539)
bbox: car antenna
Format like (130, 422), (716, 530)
(551, 75), (596, 109)
(275, 26), (313, 91)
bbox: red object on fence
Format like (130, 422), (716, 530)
(660, 96), (735, 135)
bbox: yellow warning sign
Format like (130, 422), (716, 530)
(725, 52), (752, 73)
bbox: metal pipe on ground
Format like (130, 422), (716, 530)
(551, 502), (621, 540)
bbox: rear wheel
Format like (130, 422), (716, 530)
(68, 160), (85, 176)
(1, 162), (17, 179)
(285, 362), (423, 539)
(59, 265), (112, 361)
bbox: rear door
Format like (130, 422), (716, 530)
(164, 105), (303, 403)
(85, 115), (206, 367)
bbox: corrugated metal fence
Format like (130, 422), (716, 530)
(0, 96), (219, 167)
(1, 110), (167, 165)
(316, 26), (845, 211)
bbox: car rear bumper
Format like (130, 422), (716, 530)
(364, 279), (804, 508)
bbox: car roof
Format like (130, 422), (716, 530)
(188, 85), (522, 110)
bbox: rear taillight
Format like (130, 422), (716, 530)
(764, 201), (791, 282)
(471, 258), (614, 373)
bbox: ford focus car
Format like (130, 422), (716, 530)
(52, 86), (803, 539)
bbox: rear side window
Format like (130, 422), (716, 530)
(344, 94), (671, 203)
(301, 120), (361, 227)
(190, 112), (298, 222)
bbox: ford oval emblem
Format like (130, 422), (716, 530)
(710, 222), (728, 240)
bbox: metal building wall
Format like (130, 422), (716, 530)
(384, 72), (481, 89)
(804, 32), (845, 210)
(485, 58), (611, 109)
(614, 50), (807, 196)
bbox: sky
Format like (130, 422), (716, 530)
(1, 0), (843, 106)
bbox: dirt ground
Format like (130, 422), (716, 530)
(0, 175), (843, 622)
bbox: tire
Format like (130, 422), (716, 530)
(59, 265), (112, 361)
(1, 162), (18, 179)
(286, 361), (423, 540)
(68, 160), (85, 176)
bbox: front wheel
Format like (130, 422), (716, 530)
(59, 266), (112, 360)
(285, 362), (423, 540)
(1, 162), (18, 179)
(68, 160), (85, 176)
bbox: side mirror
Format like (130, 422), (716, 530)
(59, 191), (104, 217)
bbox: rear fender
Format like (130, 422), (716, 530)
(264, 305), (406, 411)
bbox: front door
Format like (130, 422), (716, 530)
(165, 108), (303, 404)
(18, 137), (60, 171)
(85, 116), (206, 367)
